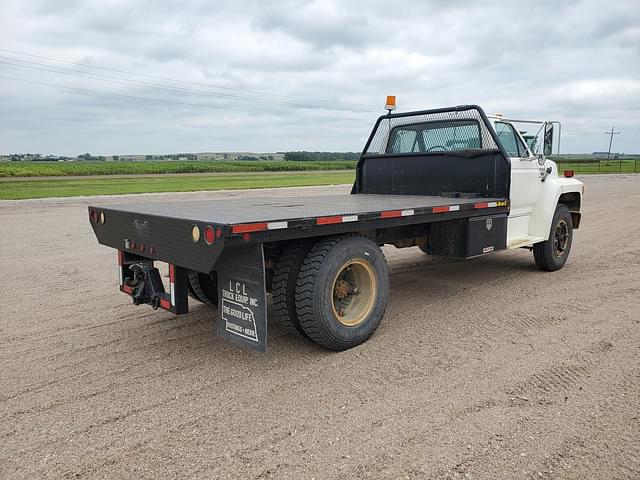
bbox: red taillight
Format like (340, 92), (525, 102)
(89, 208), (97, 222)
(204, 225), (215, 244)
(242, 233), (251, 242)
(564, 170), (574, 178)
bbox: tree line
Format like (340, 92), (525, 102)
(283, 151), (360, 161)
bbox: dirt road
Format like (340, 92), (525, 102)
(1, 175), (639, 479)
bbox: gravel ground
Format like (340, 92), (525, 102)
(1, 175), (639, 479)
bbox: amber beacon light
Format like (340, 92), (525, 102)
(385, 95), (396, 113)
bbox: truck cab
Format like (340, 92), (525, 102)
(488, 115), (583, 250)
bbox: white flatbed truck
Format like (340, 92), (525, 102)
(89, 105), (583, 352)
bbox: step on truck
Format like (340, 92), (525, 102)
(89, 105), (584, 352)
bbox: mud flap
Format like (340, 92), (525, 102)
(216, 244), (267, 352)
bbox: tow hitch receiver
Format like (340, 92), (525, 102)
(118, 251), (189, 314)
(128, 264), (165, 309)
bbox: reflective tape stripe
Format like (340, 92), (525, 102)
(401, 209), (415, 216)
(317, 215), (343, 225)
(433, 205), (461, 213)
(160, 298), (171, 310)
(317, 214), (359, 225)
(267, 221), (288, 230)
(380, 210), (402, 218)
(232, 222), (269, 233)
(170, 283), (175, 305)
(474, 202), (498, 209)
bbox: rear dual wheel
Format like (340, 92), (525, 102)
(187, 271), (218, 307)
(292, 236), (389, 351)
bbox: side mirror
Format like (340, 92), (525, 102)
(543, 123), (553, 157)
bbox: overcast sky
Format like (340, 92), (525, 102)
(1, 0), (638, 155)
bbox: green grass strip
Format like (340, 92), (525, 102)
(0, 172), (356, 200)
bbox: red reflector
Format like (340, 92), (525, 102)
(474, 202), (489, 209)
(432, 206), (449, 213)
(139, 243), (145, 252)
(317, 215), (343, 225)
(232, 223), (268, 234)
(169, 264), (175, 282)
(564, 170), (574, 178)
(130, 240), (136, 250)
(204, 225), (215, 244)
(242, 233), (251, 241)
(216, 228), (222, 238)
(160, 298), (171, 310)
(380, 210), (402, 218)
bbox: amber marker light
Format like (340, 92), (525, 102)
(191, 225), (201, 242)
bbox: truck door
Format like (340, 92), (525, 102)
(495, 121), (542, 241)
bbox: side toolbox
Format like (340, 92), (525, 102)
(466, 214), (507, 256)
(428, 214), (507, 258)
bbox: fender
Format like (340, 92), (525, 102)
(528, 162), (584, 241)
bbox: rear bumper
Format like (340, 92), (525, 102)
(90, 206), (225, 273)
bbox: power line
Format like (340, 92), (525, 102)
(0, 57), (374, 113)
(0, 48), (380, 110)
(0, 74), (370, 122)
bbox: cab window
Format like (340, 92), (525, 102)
(495, 122), (527, 157)
(386, 120), (481, 154)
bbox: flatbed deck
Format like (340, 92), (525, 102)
(105, 193), (507, 227)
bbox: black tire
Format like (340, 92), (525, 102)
(272, 242), (313, 338)
(186, 276), (199, 299)
(533, 204), (573, 271)
(188, 271), (218, 307)
(295, 236), (389, 351)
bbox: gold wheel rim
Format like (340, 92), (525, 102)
(331, 259), (377, 327)
(553, 219), (570, 257)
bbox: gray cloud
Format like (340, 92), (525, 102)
(0, 0), (638, 155)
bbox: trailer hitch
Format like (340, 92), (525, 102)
(127, 264), (166, 309)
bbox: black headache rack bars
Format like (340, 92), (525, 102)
(352, 104), (512, 198)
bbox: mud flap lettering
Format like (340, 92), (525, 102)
(216, 244), (267, 352)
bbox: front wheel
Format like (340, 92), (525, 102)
(533, 204), (573, 271)
(295, 236), (389, 351)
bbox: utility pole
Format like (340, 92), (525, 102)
(605, 127), (621, 162)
